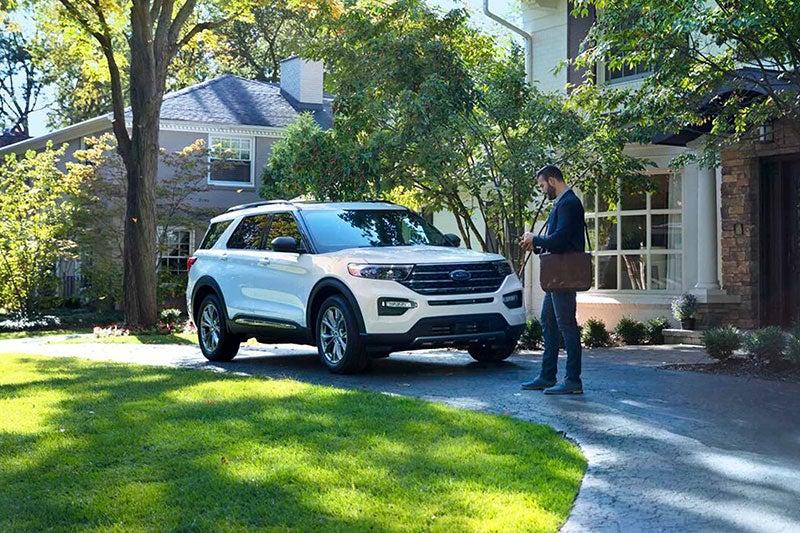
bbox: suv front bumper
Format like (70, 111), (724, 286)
(361, 313), (524, 351)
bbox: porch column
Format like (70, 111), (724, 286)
(694, 165), (720, 290)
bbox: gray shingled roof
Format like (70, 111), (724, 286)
(135, 74), (333, 129)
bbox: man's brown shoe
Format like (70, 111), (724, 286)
(521, 377), (557, 390)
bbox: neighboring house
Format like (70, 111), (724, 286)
(455, 1), (799, 330)
(0, 57), (331, 288)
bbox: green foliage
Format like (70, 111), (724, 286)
(785, 334), (800, 366)
(263, 0), (650, 269)
(743, 327), (786, 365)
(581, 318), (612, 348)
(0, 144), (82, 315)
(571, 0), (800, 168)
(671, 293), (698, 321)
(0, 355), (585, 531)
(614, 316), (647, 346)
(645, 316), (671, 345)
(518, 318), (544, 350)
(703, 326), (743, 361)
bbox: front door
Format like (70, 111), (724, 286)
(759, 157), (800, 327)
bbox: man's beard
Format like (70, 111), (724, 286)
(547, 185), (557, 200)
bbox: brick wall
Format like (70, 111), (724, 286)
(718, 120), (800, 328)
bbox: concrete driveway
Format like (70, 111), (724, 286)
(2, 337), (799, 532)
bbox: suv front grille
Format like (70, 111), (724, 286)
(399, 262), (506, 296)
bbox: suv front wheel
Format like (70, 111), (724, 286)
(467, 340), (518, 362)
(316, 295), (368, 374)
(197, 294), (240, 362)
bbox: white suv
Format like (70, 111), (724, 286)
(186, 200), (526, 373)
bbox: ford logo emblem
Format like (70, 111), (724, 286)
(449, 269), (471, 282)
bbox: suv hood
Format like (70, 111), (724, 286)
(325, 245), (507, 264)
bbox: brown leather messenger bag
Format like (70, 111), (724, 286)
(518, 199), (593, 292)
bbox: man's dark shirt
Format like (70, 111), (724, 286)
(533, 188), (586, 253)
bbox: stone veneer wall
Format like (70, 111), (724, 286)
(718, 120), (800, 329)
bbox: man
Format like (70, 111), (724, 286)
(519, 165), (585, 395)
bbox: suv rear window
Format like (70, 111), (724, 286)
(227, 215), (270, 249)
(198, 220), (232, 249)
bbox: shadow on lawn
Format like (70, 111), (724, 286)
(0, 356), (585, 532)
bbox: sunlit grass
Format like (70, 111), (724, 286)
(0, 355), (585, 532)
(0, 329), (92, 341)
(54, 332), (197, 345)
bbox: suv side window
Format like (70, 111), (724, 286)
(265, 212), (305, 251)
(198, 220), (232, 249)
(227, 214), (270, 249)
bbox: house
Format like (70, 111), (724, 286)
(462, 0), (800, 330)
(0, 57), (331, 288)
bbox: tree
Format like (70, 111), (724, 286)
(69, 133), (217, 308)
(213, 0), (310, 82)
(0, 145), (82, 315)
(0, 20), (46, 137)
(571, 0), (800, 166)
(262, 0), (649, 268)
(40, 0), (261, 326)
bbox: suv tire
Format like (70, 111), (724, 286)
(197, 294), (240, 362)
(467, 340), (518, 362)
(316, 295), (368, 374)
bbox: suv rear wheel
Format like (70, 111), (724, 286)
(316, 295), (368, 374)
(468, 340), (518, 362)
(197, 294), (240, 362)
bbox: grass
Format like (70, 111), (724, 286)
(0, 355), (585, 532)
(55, 332), (197, 345)
(0, 329), (92, 341)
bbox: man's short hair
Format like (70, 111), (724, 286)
(537, 165), (564, 182)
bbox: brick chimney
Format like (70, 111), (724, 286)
(279, 57), (324, 108)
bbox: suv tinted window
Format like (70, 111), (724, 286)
(198, 220), (232, 249)
(265, 213), (304, 250)
(227, 215), (270, 249)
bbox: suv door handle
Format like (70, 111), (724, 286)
(220, 253), (229, 261)
(257, 257), (271, 266)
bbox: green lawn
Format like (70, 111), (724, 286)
(0, 329), (92, 341)
(54, 332), (197, 345)
(0, 355), (585, 532)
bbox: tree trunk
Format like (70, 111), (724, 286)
(122, 19), (165, 328)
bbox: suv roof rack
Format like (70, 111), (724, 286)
(226, 200), (295, 212)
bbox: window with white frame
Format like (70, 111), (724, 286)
(209, 136), (253, 186)
(583, 173), (682, 291)
(159, 227), (194, 273)
(604, 60), (651, 84)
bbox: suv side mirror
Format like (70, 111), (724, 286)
(443, 233), (461, 247)
(271, 236), (300, 253)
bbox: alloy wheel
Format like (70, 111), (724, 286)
(200, 303), (221, 353)
(320, 306), (348, 364)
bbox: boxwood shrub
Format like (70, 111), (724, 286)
(702, 325), (742, 361)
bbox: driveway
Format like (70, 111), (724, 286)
(2, 337), (799, 532)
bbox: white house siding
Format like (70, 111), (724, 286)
(521, 1), (569, 93)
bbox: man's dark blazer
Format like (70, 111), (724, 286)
(533, 189), (586, 253)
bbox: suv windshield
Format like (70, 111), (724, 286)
(302, 209), (448, 253)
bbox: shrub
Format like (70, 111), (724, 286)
(582, 318), (612, 348)
(0, 315), (61, 333)
(614, 316), (648, 345)
(645, 316), (671, 345)
(785, 330), (800, 366)
(743, 327), (786, 365)
(703, 325), (742, 361)
(160, 308), (183, 329)
(671, 293), (698, 321)
(518, 318), (543, 350)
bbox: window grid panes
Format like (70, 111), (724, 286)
(209, 136), (253, 185)
(582, 173), (682, 291)
(159, 228), (194, 273)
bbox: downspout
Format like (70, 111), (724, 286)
(483, 0), (534, 86)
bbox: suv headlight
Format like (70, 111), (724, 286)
(494, 260), (513, 277)
(347, 263), (414, 281)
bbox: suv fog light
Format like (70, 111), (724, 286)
(378, 297), (418, 316)
(503, 290), (523, 309)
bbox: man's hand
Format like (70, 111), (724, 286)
(519, 232), (535, 251)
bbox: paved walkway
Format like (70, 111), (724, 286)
(2, 336), (799, 532)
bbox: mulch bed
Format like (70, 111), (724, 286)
(663, 356), (800, 383)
